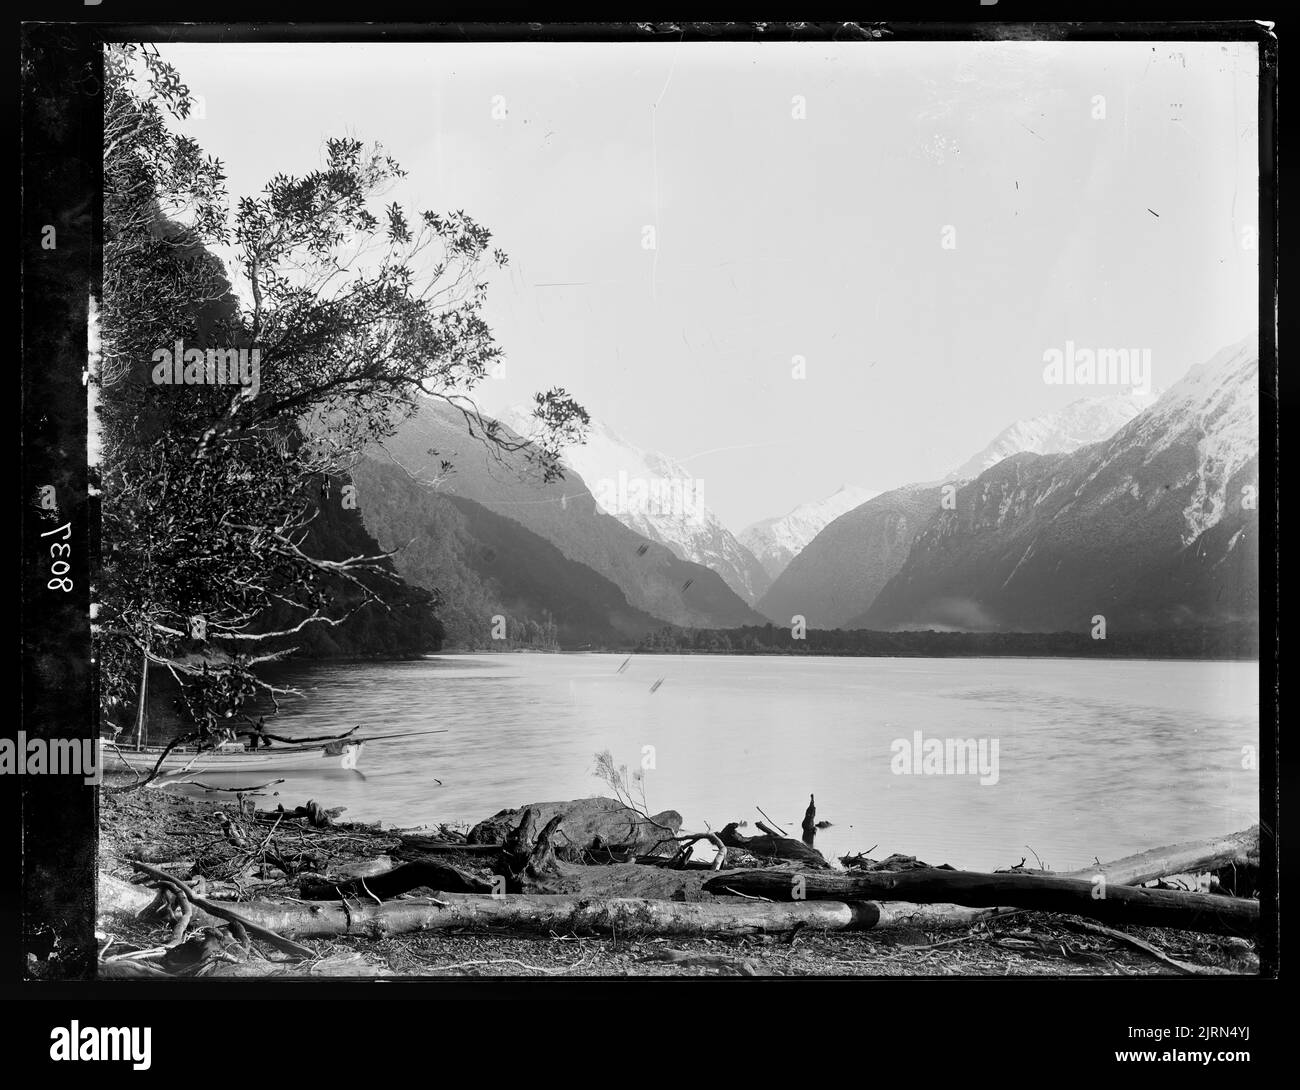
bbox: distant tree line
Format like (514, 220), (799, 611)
(636, 622), (1259, 660)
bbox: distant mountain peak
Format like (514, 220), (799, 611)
(500, 405), (771, 603)
(948, 389), (1160, 483)
(740, 484), (879, 581)
(860, 337), (1259, 631)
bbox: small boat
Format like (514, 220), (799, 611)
(105, 660), (445, 779)
(100, 737), (364, 775)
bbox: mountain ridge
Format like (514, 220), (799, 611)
(373, 399), (768, 630)
(858, 337), (1259, 632)
(758, 338), (1256, 633)
(740, 484), (879, 581)
(500, 407), (772, 603)
(948, 390), (1160, 482)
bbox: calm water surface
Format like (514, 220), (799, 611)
(158, 653), (1259, 873)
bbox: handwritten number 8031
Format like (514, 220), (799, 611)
(40, 521), (73, 591)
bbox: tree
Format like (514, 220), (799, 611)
(97, 45), (587, 741)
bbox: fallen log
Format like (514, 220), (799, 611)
(253, 802), (346, 827)
(395, 836), (503, 857)
(298, 860), (494, 901)
(703, 868), (1257, 938)
(718, 822), (830, 869)
(100, 875), (998, 938)
(1061, 826), (1260, 888)
(262, 892), (887, 939)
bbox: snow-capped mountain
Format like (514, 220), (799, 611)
(740, 485), (879, 581)
(376, 400), (766, 630)
(860, 337), (1259, 631)
(755, 482), (941, 628)
(1117, 339), (1258, 545)
(499, 407), (772, 604)
(948, 390), (1159, 482)
(758, 339), (1257, 632)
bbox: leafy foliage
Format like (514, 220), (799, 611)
(97, 45), (585, 739)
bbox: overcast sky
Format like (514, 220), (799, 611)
(156, 39), (1259, 531)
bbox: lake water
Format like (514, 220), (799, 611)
(159, 653), (1260, 873)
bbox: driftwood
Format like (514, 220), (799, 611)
(718, 822), (830, 869)
(130, 861), (315, 957)
(253, 801), (345, 828)
(801, 794), (817, 847)
(496, 808), (575, 892)
(658, 833), (728, 871)
(519, 814), (565, 885)
(101, 878), (994, 938)
(703, 868), (1258, 938)
(395, 836), (503, 857)
(755, 806), (789, 837)
(503, 806), (541, 860)
(249, 892), (882, 939)
(501, 808), (558, 885)
(101, 874), (997, 937)
(1061, 826), (1260, 888)
(299, 860), (494, 901)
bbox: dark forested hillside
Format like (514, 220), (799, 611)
(351, 456), (664, 649)
(378, 399), (767, 629)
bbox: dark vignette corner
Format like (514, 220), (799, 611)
(18, 22), (102, 984)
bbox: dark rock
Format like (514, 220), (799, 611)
(468, 797), (682, 855)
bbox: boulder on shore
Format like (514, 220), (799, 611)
(468, 797), (682, 855)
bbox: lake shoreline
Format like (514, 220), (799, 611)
(153, 652), (1258, 874)
(95, 787), (1260, 979)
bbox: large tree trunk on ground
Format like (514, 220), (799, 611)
(703, 868), (1258, 938)
(100, 874), (996, 937)
(1061, 827), (1260, 888)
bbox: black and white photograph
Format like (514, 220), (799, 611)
(15, 14), (1277, 1039)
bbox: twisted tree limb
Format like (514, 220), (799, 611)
(130, 860), (315, 958)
